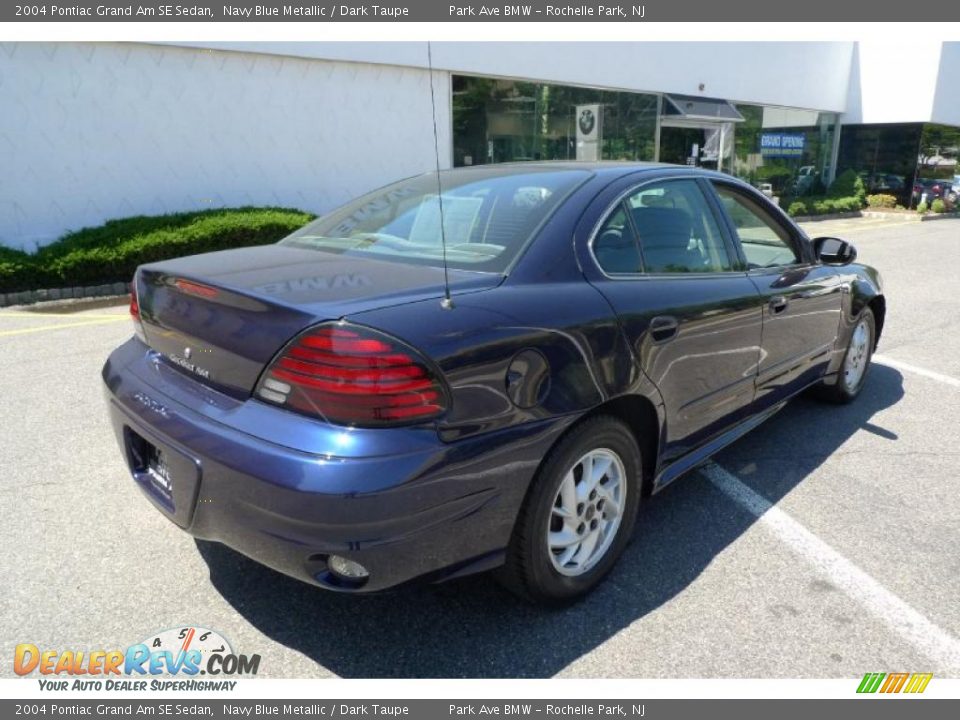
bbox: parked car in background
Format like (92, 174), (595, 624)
(912, 178), (951, 204)
(102, 163), (886, 604)
(792, 166), (817, 194)
(945, 181), (958, 205)
(870, 174), (905, 193)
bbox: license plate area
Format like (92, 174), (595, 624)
(125, 427), (201, 528)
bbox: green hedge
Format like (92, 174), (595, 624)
(827, 169), (867, 204)
(787, 195), (864, 217)
(0, 246), (40, 294)
(0, 207), (314, 294)
(866, 193), (898, 209)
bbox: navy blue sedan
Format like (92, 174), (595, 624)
(103, 163), (885, 603)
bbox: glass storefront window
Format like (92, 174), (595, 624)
(729, 105), (838, 202)
(917, 124), (960, 190)
(452, 75), (659, 167)
(834, 123), (959, 207)
(836, 123), (923, 205)
(451, 74), (843, 207)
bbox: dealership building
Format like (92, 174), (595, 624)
(1, 40), (958, 250)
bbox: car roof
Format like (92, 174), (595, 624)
(439, 161), (730, 182)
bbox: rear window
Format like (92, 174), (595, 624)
(280, 168), (590, 273)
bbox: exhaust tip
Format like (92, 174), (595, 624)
(328, 555), (370, 581)
(309, 554), (371, 590)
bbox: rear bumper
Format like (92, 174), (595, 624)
(102, 338), (569, 592)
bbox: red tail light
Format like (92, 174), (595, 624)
(129, 276), (146, 343)
(255, 323), (448, 427)
(174, 278), (219, 299)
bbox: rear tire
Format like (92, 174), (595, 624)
(497, 416), (642, 605)
(818, 307), (876, 404)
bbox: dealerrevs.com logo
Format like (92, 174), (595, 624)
(14, 626), (260, 691)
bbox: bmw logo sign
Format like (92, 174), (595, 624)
(579, 109), (596, 136)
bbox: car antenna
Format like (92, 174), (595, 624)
(426, 41), (454, 310)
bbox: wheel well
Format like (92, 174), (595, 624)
(868, 295), (886, 348)
(583, 395), (660, 497)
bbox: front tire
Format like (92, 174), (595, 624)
(497, 416), (642, 605)
(821, 307), (876, 403)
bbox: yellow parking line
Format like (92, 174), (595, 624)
(0, 312), (128, 318)
(0, 317), (128, 337)
(834, 219), (924, 234)
(800, 218), (924, 236)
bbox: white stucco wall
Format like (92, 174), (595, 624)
(843, 41), (960, 127)
(190, 41), (856, 113)
(0, 42), (451, 251)
(932, 42), (960, 127)
(2, 40), (956, 252)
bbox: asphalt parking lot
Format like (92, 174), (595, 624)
(2, 216), (959, 679)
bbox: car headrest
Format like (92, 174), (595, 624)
(631, 207), (696, 273)
(594, 228), (641, 274)
(631, 207), (693, 247)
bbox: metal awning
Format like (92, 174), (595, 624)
(662, 94), (745, 122)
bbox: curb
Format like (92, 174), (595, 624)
(918, 212), (960, 222)
(861, 211), (920, 220)
(792, 211), (863, 222)
(0, 282), (129, 308)
(794, 211), (959, 223)
(862, 211), (959, 222)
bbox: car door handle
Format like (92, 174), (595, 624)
(769, 296), (788, 314)
(650, 315), (679, 343)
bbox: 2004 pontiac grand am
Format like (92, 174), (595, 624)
(103, 163), (885, 604)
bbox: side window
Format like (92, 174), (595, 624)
(593, 205), (642, 275)
(713, 184), (801, 268)
(627, 179), (732, 273)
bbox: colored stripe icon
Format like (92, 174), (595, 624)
(857, 672), (933, 693)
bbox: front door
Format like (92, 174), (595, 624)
(587, 177), (765, 463)
(710, 181), (844, 406)
(659, 126), (706, 167)
(659, 121), (732, 172)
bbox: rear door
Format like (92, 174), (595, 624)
(585, 176), (765, 463)
(709, 180), (843, 406)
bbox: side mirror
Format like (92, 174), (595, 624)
(814, 236), (857, 266)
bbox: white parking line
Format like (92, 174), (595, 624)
(702, 462), (960, 673)
(874, 354), (960, 388)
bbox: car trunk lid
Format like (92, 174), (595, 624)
(135, 244), (500, 398)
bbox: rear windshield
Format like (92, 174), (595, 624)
(280, 168), (590, 273)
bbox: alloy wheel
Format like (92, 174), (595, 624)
(843, 318), (872, 390)
(547, 448), (626, 577)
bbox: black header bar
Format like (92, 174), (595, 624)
(4, 1), (957, 22)
(0, 700), (958, 720)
